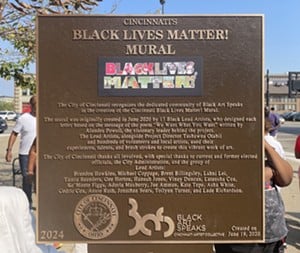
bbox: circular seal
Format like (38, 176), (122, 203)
(74, 194), (119, 240)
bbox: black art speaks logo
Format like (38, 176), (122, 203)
(128, 198), (175, 238)
(74, 194), (118, 240)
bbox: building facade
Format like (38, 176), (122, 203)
(14, 86), (33, 113)
(265, 73), (300, 114)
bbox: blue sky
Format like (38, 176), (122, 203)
(1, 0), (299, 96)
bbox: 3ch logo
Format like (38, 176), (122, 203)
(128, 198), (175, 238)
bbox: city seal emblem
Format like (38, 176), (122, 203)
(74, 194), (119, 240)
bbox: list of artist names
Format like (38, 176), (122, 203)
(59, 169), (242, 195)
(42, 100), (258, 196)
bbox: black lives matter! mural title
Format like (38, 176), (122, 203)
(72, 17), (229, 55)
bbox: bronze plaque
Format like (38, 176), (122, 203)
(37, 15), (264, 246)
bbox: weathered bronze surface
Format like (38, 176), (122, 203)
(37, 15), (263, 248)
